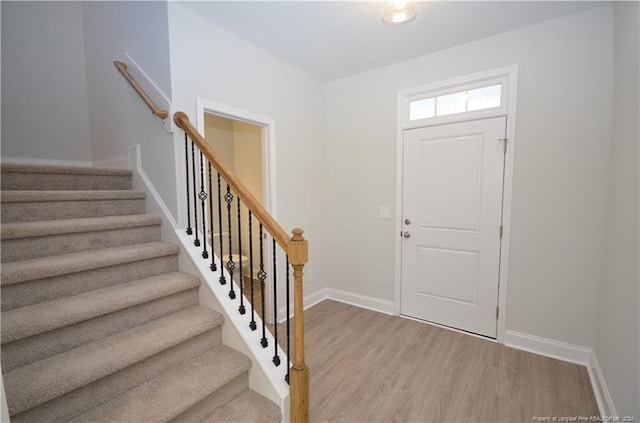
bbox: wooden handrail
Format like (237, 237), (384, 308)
(174, 111), (309, 422)
(114, 61), (168, 119)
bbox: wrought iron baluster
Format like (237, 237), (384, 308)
(285, 256), (291, 384)
(198, 152), (208, 259)
(237, 197), (245, 315)
(248, 211), (257, 331)
(258, 224), (268, 348)
(217, 173), (226, 286)
(272, 238), (280, 366)
(191, 141), (200, 247)
(225, 185), (236, 300)
(184, 135), (192, 236)
(208, 163), (216, 271)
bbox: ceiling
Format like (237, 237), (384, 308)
(178, 1), (609, 82)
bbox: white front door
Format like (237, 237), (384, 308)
(400, 117), (506, 338)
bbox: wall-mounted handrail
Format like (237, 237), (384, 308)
(174, 111), (309, 422)
(114, 61), (168, 119)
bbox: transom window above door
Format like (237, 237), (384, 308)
(409, 83), (502, 121)
(401, 72), (512, 128)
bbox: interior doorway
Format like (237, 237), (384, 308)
(203, 113), (267, 319)
(197, 99), (277, 325)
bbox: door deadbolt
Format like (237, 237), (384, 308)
(404, 219), (411, 225)
(403, 231), (411, 238)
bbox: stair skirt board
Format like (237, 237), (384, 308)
(129, 144), (290, 414)
(0, 163), (282, 422)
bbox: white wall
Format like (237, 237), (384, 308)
(1, 1), (92, 163)
(324, 6), (614, 347)
(168, 3), (326, 298)
(594, 2), (640, 418)
(82, 1), (176, 216)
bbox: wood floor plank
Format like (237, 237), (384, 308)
(299, 300), (598, 422)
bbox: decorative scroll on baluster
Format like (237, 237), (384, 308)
(198, 153), (208, 259)
(224, 185), (236, 300)
(248, 211), (257, 331)
(217, 173), (226, 286)
(258, 224), (268, 348)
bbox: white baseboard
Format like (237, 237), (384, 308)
(587, 350), (617, 418)
(303, 287), (331, 311)
(302, 287), (395, 316)
(504, 330), (617, 418)
(277, 287), (394, 323)
(504, 330), (592, 365)
(0, 156), (93, 167)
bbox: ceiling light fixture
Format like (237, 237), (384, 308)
(382, 1), (418, 28)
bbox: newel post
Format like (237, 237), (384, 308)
(288, 228), (309, 423)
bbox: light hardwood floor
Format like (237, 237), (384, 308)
(296, 300), (598, 423)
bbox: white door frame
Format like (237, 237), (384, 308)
(195, 98), (278, 324)
(394, 65), (518, 343)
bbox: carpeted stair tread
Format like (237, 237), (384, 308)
(1, 214), (161, 240)
(1, 272), (200, 343)
(68, 346), (252, 423)
(1, 241), (180, 286)
(1, 190), (145, 202)
(3, 306), (224, 416)
(1, 164), (132, 191)
(1, 190), (148, 222)
(204, 389), (283, 423)
(0, 163), (132, 176)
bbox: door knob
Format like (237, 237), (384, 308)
(404, 219), (411, 225)
(403, 231), (411, 238)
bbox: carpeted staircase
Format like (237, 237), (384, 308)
(0, 163), (282, 423)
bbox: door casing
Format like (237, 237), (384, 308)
(394, 65), (518, 344)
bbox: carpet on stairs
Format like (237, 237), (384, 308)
(0, 163), (281, 422)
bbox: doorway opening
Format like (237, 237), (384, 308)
(196, 99), (277, 324)
(204, 113), (266, 317)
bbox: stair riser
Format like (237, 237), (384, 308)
(10, 328), (222, 421)
(2, 254), (179, 310)
(1, 225), (161, 262)
(1, 199), (146, 222)
(172, 375), (249, 423)
(1, 173), (131, 191)
(2, 289), (199, 372)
